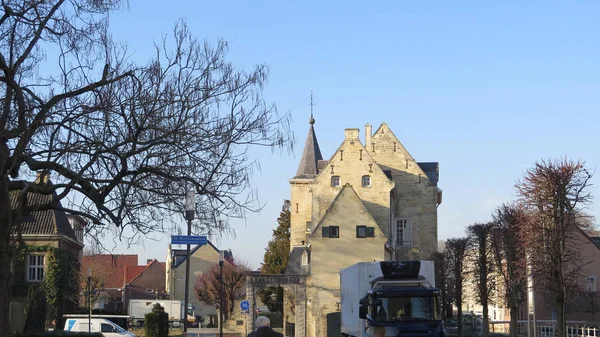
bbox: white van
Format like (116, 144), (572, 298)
(64, 318), (136, 337)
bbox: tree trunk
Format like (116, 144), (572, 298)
(457, 303), (463, 337)
(0, 177), (13, 337)
(509, 306), (519, 337)
(0, 254), (11, 337)
(481, 301), (489, 337)
(556, 300), (566, 337)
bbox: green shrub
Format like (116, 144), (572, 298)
(145, 303), (169, 337)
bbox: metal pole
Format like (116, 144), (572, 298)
(184, 190), (195, 336)
(219, 259), (224, 337)
(183, 218), (191, 335)
(88, 269), (91, 334)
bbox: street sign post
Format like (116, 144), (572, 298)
(171, 235), (207, 245)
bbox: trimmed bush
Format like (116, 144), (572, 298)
(145, 303), (169, 337)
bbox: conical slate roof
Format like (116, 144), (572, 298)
(295, 115), (323, 178)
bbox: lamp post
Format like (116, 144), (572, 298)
(87, 267), (91, 334)
(184, 190), (195, 335)
(219, 251), (224, 337)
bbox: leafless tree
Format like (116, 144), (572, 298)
(0, 1), (293, 335)
(195, 259), (251, 320)
(491, 203), (528, 337)
(466, 222), (495, 337)
(446, 237), (470, 337)
(430, 250), (454, 319)
(516, 158), (594, 337)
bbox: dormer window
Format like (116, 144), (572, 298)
(331, 176), (341, 187)
(301, 251), (309, 266)
(362, 175), (371, 187)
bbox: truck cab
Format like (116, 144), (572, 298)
(342, 261), (445, 337)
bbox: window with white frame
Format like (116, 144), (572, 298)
(301, 251), (309, 266)
(26, 254), (45, 282)
(331, 176), (341, 187)
(361, 175), (371, 187)
(587, 276), (596, 292)
(393, 218), (412, 247)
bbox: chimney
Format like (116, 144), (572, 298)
(147, 259), (153, 265)
(35, 170), (50, 184)
(365, 124), (372, 148)
(344, 128), (360, 140)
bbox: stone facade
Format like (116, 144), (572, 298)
(286, 119), (441, 337)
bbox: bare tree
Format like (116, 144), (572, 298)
(491, 203), (528, 337)
(446, 237), (470, 337)
(467, 222), (495, 337)
(430, 250), (454, 319)
(516, 158), (593, 337)
(0, 1), (292, 335)
(194, 259), (251, 320)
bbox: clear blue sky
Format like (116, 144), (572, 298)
(103, 1), (600, 269)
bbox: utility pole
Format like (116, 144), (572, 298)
(184, 190), (195, 336)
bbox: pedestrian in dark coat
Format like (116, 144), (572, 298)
(247, 316), (283, 337)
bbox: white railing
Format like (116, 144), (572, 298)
(537, 324), (598, 337)
(458, 320), (600, 337)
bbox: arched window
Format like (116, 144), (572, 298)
(362, 175), (371, 187)
(331, 176), (341, 187)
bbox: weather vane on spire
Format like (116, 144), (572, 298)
(309, 91), (315, 125)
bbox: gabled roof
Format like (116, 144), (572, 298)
(295, 116), (323, 178)
(171, 240), (234, 268)
(10, 187), (78, 242)
(127, 259), (166, 284)
(310, 183), (383, 235)
(285, 246), (310, 275)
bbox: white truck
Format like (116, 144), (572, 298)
(340, 260), (445, 337)
(128, 300), (197, 327)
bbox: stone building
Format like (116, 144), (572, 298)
(284, 116), (442, 337)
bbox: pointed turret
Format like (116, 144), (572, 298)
(295, 113), (323, 178)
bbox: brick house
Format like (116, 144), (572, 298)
(528, 227), (600, 322)
(123, 259), (167, 308)
(81, 255), (166, 312)
(285, 117), (442, 337)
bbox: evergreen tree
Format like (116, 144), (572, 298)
(259, 200), (291, 312)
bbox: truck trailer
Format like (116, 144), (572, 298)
(128, 299), (197, 327)
(340, 260), (444, 337)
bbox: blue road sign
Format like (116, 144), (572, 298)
(240, 300), (250, 311)
(171, 235), (207, 245)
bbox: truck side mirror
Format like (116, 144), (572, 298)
(359, 304), (367, 319)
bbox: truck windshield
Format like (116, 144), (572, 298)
(372, 296), (441, 322)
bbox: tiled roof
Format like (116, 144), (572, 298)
(295, 117), (323, 178)
(127, 259), (166, 284)
(10, 187), (77, 241)
(124, 265), (146, 283)
(82, 254), (138, 288)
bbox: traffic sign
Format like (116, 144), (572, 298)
(171, 235), (207, 245)
(240, 300), (250, 311)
